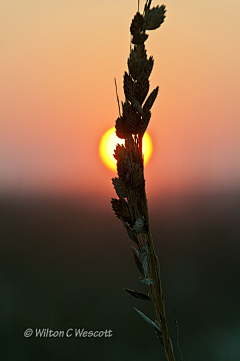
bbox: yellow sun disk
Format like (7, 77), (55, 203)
(99, 126), (153, 172)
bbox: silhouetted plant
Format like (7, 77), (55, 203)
(111, 1), (179, 360)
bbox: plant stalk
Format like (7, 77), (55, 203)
(144, 191), (175, 361)
(111, 2), (177, 360)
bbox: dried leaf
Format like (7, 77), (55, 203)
(128, 49), (138, 70)
(130, 12), (144, 36)
(117, 161), (130, 183)
(134, 73), (149, 105)
(135, 44), (147, 60)
(115, 116), (127, 139)
(136, 193), (145, 216)
(123, 72), (134, 103)
(128, 58), (144, 81)
(144, 5), (166, 31)
(111, 198), (132, 225)
(131, 246), (144, 276)
(134, 307), (162, 334)
(146, 56), (154, 78)
(138, 110), (151, 135)
(128, 46), (146, 67)
(131, 163), (145, 194)
(112, 177), (127, 199)
(122, 101), (140, 134)
(132, 33), (148, 45)
(115, 146), (134, 181)
(143, 86), (159, 113)
(124, 288), (151, 301)
(113, 144), (126, 162)
(128, 55), (153, 81)
(132, 97), (143, 115)
(144, 0), (152, 14)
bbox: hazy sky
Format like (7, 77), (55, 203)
(1, 0), (240, 198)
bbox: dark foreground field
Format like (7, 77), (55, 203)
(1, 191), (240, 361)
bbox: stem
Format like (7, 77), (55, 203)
(144, 191), (176, 361)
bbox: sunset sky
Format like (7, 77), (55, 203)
(1, 0), (240, 199)
(1, 3), (240, 360)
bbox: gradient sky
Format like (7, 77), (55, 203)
(1, 0), (240, 198)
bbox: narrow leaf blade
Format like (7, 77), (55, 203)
(134, 307), (162, 334)
(120, 218), (139, 245)
(124, 288), (151, 301)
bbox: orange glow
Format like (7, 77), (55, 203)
(99, 126), (153, 172)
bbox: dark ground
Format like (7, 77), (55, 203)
(1, 190), (240, 360)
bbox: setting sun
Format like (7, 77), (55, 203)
(99, 126), (153, 172)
